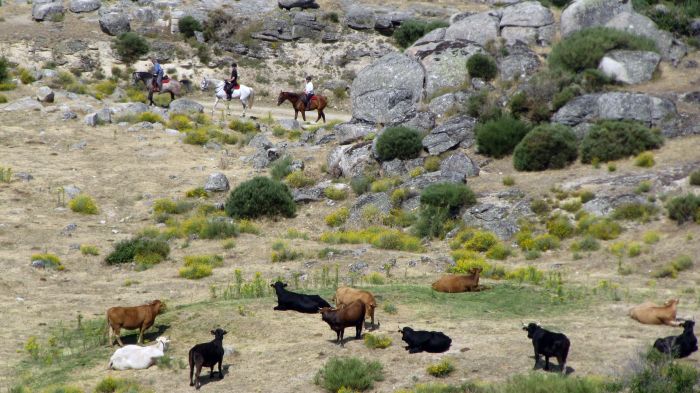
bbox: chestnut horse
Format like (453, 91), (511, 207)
(277, 91), (327, 123)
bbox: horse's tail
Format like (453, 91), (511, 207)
(248, 88), (255, 110)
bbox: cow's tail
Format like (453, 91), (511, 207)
(248, 88), (255, 110)
(105, 312), (111, 345)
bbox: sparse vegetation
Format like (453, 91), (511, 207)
(225, 177), (296, 219)
(80, 245), (99, 256)
(611, 202), (659, 222)
(376, 126), (423, 161)
(666, 194), (700, 224)
(424, 156), (441, 172)
(324, 186), (349, 200)
(689, 170), (700, 186)
(321, 227), (424, 252)
(229, 118), (257, 133)
(326, 207), (350, 227)
(271, 240), (303, 262)
(185, 187), (209, 199)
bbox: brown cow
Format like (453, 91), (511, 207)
(107, 300), (165, 346)
(431, 267), (483, 293)
(629, 299), (680, 326)
(319, 300), (366, 346)
(332, 287), (378, 327)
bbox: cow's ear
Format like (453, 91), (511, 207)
(283, 283), (288, 288)
(210, 330), (216, 335)
(223, 330), (228, 335)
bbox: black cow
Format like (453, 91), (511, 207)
(398, 327), (452, 353)
(271, 281), (331, 313)
(523, 322), (570, 373)
(654, 320), (698, 359)
(189, 328), (227, 390)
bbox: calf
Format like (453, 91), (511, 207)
(654, 320), (698, 359)
(189, 328), (227, 390)
(522, 322), (570, 373)
(629, 299), (680, 326)
(431, 267), (482, 293)
(398, 327), (451, 353)
(333, 287), (378, 327)
(319, 300), (366, 346)
(107, 300), (165, 346)
(271, 281), (331, 314)
(109, 336), (170, 370)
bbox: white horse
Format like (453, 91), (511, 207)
(200, 77), (255, 118)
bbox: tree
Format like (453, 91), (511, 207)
(113, 32), (149, 65)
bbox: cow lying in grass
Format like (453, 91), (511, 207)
(107, 300), (165, 346)
(654, 320), (698, 359)
(333, 287), (378, 328)
(398, 327), (452, 353)
(108, 336), (170, 370)
(320, 300), (366, 346)
(522, 322), (570, 373)
(271, 281), (331, 313)
(629, 299), (680, 326)
(189, 328), (227, 390)
(431, 267), (482, 293)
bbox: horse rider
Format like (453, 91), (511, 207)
(225, 62), (238, 101)
(303, 76), (314, 110)
(151, 57), (164, 92)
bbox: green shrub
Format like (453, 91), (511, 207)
(635, 151), (656, 167)
(690, 170), (700, 186)
(153, 198), (194, 214)
(179, 263), (212, 279)
(628, 242), (643, 257)
(426, 359), (455, 378)
(424, 156), (441, 172)
(178, 15), (202, 38)
(611, 202), (658, 221)
(113, 32), (149, 65)
(628, 349), (699, 393)
(30, 253), (63, 269)
(390, 188), (409, 206)
(549, 27), (657, 73)
(410, 167), (425, 178)
(485, 243), (511, 260)
(393, 19), (449, 48)
(581, 120), (663, 163)
(570, 235), (600, 252)
(0, 56), (9, 82)
(229, 118), (257, 133)
(94, 376), (151, 393)
(69, 194), (98, 215)
(19, 68), (35, 84)
(513, 123), (578, 171)
(586, 218), (622, 240)
(462, 230), (499, 252)
(643, 230), (660, 244)
(579, 190), (596, 203)
(370, 178), (400, 193)
(105, 236), (169, 265)
(350, 176), (373, 195)
(530, 199), (551, 215)
(94, 80), (116, 98)
(364, 334), (392, 349)
(285, 171), (315, 188)
(420, 183), (476, 211)
(547, 215), (575, 239)
(270, 156), (293, 181)
(325, 207), (350, 227)
(270, 240), (303, 262)
(666, 194), (700, 224)
(533, 234), (560, 251)
(324, 186), (349, 200)
(168, 114), (193, 131)
(503, 176), (515, 186)
(80, 245), (100, 256)
(314, 357), (384, 392)
(476, 115), (532, 158)
(561, 199), (582, 213)
(0, 94), (7, 104)
(321, 227), (423, 252)
(467, 53), (498, 81)
(177, 216), (239, 239)
(137, 112), (164, 124)
(376, 126), (423, 161)
(551, 86), (578, 111)
(225, 177), (296, 219)
(506, 265), (545, 284)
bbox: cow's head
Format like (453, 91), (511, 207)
(681, 320), (695, 330)
(522, 322), (540, 338)
(470, 267), (483, 275)
(271, 281), (288, 290)
(665, 298), (680, 307)
(156, 336), (171, 351)
(149, 300), (165, 313)
(398, 327), (413, 337)
(211, 328), (228, 340)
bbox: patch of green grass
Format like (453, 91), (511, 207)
(424, 156), (441, 172)
(229, 118), (257, 133)
(285, 171), (315, 188)
(365, 272), (386, 285)
(611, 202), (658, 222)
(271, 240), (303, 262)
(371, 178), (401, 193)
(635, 151), (655, 167)
(643, 231), (660, 244)
(270, 156), (293, 181)
(137, 112), (164, 124)
(364, 333), (392, 349)
(285, 228), (309, 240)
(503, 176), (515, 186)
(426, 359), (455, 378)
(321, 227), (424, 252)
(30, 253), (64, 270)
(69, 194), (98, 215)
(79, 245), (99, 256)
(179, 255), (223, 280)
(185, 187), (209, 199)
(153, 198), (194, 215)
(325, 207), (349, 227)
(324, 186), (349, 200)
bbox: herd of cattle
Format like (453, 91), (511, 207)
(103, 276), (697, 389)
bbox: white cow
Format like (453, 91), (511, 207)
(108, 336), (170, 370)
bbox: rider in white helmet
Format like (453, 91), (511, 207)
(303, 76), (314, 111)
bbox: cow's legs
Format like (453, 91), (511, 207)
(212, 97), (219, 116)
(210, 366), (215, 378)
(195, 363), (203, 389)
(138, 326), (145, 345)
(533, 350), (540, 369)
(355, 322), (362, 339)
(115, 327), (124, 347)
(218, 360), (224, 379)
(544, 356), (550, 371)
(557, 356), (566, 373)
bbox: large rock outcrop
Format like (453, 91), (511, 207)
(350, 53), (425, 125)
(99, 12), (131, 36)
(69, 0), (101, 13)
(462, 190), (532, 239)
(598, 50), (660, 85)
(422, 115), (477, 155)
(278, 0), (319, 10)
(32, 0), (64, 21)
(552, 92), (678, 136)
(500, 1), (555, 46)
(445, 11), (500, 46)
(560, 0), (633, 37)
(605, 11), (686, 63)
(327, 142), (375, 178)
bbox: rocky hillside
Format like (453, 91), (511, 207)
(1, 0), (700, 392)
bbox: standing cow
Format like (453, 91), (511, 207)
(107, 300), (165, 346)
(522, 322), (570, 373)
(333, 287), (378, 328)
(319, 301), (366, 346)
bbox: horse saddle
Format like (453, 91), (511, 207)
(225, 82), (240, 91)
(151, 75), (171, 92)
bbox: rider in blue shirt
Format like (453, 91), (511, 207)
(151, 57), (163, 91)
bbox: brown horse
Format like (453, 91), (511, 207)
(277, 91), (327, 123)
(147, 78), (182, 107)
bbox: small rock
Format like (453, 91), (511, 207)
(36, 86), (55, 103)
(31, 260), (47, 269)
(349, 261), (369, 273)
(204, 172), (230, 192)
